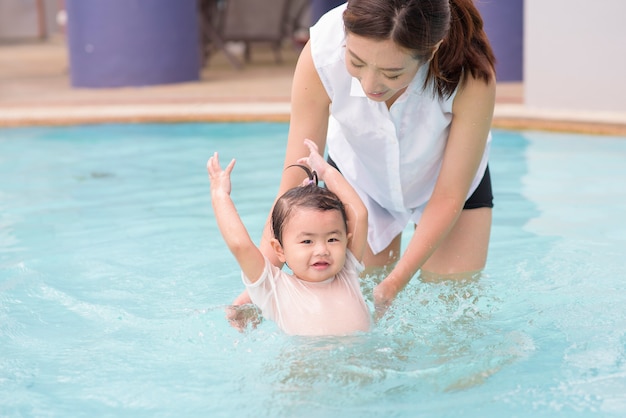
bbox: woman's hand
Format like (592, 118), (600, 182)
(373, 277), (403, 319)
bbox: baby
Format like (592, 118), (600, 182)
(207, 139), (371, 336)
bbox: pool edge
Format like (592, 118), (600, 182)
(0, 102), (624, 136)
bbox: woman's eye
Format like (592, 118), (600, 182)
(385, 74), (401, 80)
(350, 61), (364, 68)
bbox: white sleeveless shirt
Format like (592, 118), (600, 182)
(309, 4), (491, 254)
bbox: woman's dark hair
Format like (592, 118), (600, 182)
(271, 166), (348, 245)
(343, 0), (496, 99)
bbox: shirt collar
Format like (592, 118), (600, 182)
(350, 77), (366, 97)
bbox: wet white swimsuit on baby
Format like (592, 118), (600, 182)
(242, 250), (371, 336)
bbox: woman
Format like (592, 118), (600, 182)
(234, 0), (496, 316)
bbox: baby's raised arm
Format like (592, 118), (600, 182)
(207, 152), (265, 282)
(298, 139), (368, 261)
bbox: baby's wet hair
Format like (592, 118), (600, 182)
(271, 165), (348, 245)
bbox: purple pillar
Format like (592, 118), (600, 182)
(477, 0), (524, 82)
(310, 0), (345, 25)
(66, 0), (200, 88)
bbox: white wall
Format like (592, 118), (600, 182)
(525, 0), (626, 112)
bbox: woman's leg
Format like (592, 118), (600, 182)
(362, 234), (401, 272)
(421, 165), (493, 280)
(420, 207), (492, 279)
(362, 207), (491, 280)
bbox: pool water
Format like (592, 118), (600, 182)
(1, 123), (625, 417)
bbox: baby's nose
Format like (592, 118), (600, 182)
(316, 242), (330, 255)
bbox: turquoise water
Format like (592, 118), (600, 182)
(1, 123), (625, 417)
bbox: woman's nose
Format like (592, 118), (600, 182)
(359, 71), (380, 93)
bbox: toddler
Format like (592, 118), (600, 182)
(207, 139), (371, 336)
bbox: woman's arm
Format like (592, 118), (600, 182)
(299, 139), (369, 261)
(259, 41), (333, 264)
(207, 153), (265, 283)
(374, 72), (496, 310)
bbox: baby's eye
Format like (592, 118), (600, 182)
(328, 237), (340, 243)
(301, 239), (312, 244)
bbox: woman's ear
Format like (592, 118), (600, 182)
(271, 238), (287, 263)
(429, 40), (444, 61)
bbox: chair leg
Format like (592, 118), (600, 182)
(244, 42), (251, 63)
(202, 23), (243, 69)
(198, 0), (243, 69)
(272, 41), (283, 64)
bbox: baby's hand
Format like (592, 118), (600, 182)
(297, 138), (328, 180)
(207, 152), (236, 195)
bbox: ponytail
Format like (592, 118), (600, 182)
(429, 0), (496, 98)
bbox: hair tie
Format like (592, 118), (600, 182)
(286, 164), (318, 186)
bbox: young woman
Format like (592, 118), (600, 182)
(208, 140), (371, 335)
(237, 0), (496, 316)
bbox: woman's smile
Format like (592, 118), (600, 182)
(366, 90), (388, 100)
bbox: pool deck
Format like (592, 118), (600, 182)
(1, 37), (625, 136)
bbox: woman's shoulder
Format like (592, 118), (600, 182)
(451, 70), (496, 113)
(311, 2), (346, 34)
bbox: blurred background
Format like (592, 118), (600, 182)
(0, 0), (625, 116)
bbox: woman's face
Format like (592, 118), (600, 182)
(345, 33), (422, 104)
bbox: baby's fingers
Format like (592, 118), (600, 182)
(207, 152), (235, 177)
(207, 152), (220, 175)
(224, 158), (236, 175)
(303, 138), (319, 153)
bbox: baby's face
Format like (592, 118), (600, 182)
(278, 208), (348, 283)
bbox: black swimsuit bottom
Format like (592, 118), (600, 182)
(326, 155), (494, 210)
